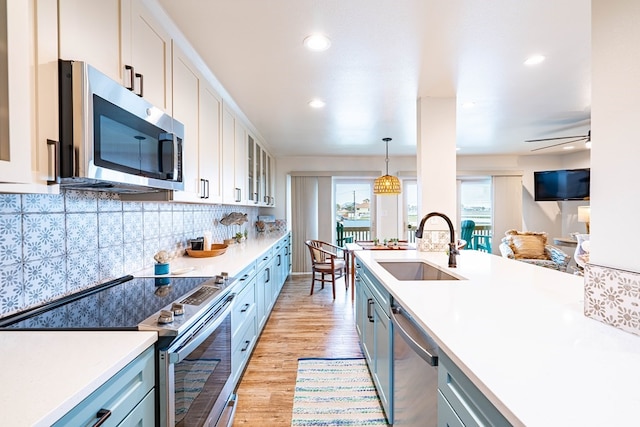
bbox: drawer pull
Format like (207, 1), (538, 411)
(367, 298), (375, 322)
(240, 303), (250, 313)
(93, 409), (111, 427)
(241, 340), (251, 352)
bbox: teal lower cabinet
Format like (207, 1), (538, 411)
(355, 259), (393, 423)
(231, 263), (258, 384)
(53, 345), (155, 426)
(231, 233), (291, 386)
(255, 249), (273, 330)
(438, 351), (511, 427)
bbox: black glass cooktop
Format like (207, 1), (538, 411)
(0, 275), (215, 330)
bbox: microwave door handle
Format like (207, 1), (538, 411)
(173, 133), (181, 181)
(158, 132), (178, 179)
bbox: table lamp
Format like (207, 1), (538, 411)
(578, 206), (590, 233)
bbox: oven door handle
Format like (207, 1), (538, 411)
(168, 294), (234, 364)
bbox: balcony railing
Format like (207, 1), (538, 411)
(342, 227), (417, 243)
(342, 225), (491, 249)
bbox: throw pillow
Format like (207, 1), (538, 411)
(504, 229), (548, 260)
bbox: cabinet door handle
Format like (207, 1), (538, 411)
(235, 188), (241, 202)
(265, 267), (271, 283)
(367, 298), (375, 322)
(46, 139), (59, 184)
(124, 65), (135, 91)
(241, 340), (251, 352)
(200, 178), (207, 198)
(254, 192), (259, 204)
(135, 72), (143, 97)
(240, 303), (250, 313)
(92, 408), (112, 427)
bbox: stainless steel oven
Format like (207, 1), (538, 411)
(0, 275), (239, 427)
(156, 293), (235, 427)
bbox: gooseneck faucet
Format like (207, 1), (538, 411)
(414, 212), (458, 268)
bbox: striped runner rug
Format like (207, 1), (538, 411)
(291, 358), (388, 426)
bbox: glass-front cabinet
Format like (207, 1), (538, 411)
(247, 133), (274, 206)
(247, 135), (254, 203)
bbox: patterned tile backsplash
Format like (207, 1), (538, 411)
(416, 230), (450, 252)
(0, 191), (259, 319)
(584, 263), (640, 336)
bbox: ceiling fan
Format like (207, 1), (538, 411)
(525, 130), (591, 152)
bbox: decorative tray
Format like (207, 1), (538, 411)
(186, 243), (228, 258)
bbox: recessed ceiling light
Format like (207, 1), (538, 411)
(303, 34), (331, 51)
(524, 55), (545, 66)
(308, 99), (325, 108)
(563, 146), (575, 150)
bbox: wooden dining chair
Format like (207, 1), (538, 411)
(305, 240), (348, 299)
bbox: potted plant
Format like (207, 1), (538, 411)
(153, 250), (171, 275)
(235, 232), (244, 243)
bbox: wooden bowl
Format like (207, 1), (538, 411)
(186, 243), (228, 258)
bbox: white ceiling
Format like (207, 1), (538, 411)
(156, 0), (591, 157)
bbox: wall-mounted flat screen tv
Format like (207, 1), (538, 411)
(534, 168), (590, 201)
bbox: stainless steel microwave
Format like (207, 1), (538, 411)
(55, 60), (184, 193)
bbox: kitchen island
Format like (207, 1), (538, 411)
(355, 249), (640, 426)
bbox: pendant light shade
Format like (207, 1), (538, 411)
(373, 138), (401, 195)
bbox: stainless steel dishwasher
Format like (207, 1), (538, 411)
(391, 301), (439, 426)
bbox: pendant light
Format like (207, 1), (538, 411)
(373, 137), (401, 195)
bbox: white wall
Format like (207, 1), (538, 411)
(592, 0), (640, 272)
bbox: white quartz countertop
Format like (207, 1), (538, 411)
(355, 249), (640, 427)
(135, 233), (288, 278)
(0, 331), (157, 427)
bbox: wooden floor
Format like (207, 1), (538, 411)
(232, 273), (363, 426)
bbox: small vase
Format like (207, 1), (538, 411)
(154, 262), (170, 275)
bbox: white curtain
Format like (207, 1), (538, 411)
(291, 176), (318, 273)
(492, 175), (523, 253)
(290, 176), (335, 272)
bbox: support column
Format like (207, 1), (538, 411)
(416, 97), (458, 230)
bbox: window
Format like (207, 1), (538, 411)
(335, 180), (373, 242)
(403, 180), (418, 242)
(460, 178), (492, 224)
(458, 178), (493, 252)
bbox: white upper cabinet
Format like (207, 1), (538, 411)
(0, 0), (58, 192)
(58, 0), (121, 83)
(169, 45), (222, 203)
(222, 105), (249, 205)
(199, 82), (223, 203)
(121, 0), (172, 112)
(59, 0), (171, 112)
(170, 45), (200, 201)
(0, 0), (32, 184)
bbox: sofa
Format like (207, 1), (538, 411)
(498, 229), (571, 272)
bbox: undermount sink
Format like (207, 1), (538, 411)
(378, 261), (464, 281)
